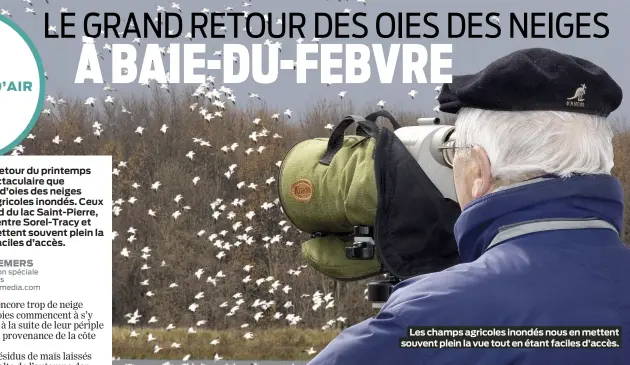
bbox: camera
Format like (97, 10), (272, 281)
(343, 116), (458, 308)
(397, 116), (457, 201)
(278, 109), (461, 310)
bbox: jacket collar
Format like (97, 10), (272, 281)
(453, 174), (625, 263)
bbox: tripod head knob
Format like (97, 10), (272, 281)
(367, 274), (401, 309)
(345, 225), (376, 260)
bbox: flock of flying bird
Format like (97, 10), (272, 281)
(1, 0), (442, 363)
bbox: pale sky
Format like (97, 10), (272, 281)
(3, 0), (628, 120)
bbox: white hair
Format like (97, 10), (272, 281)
(454, 108), (614, 183)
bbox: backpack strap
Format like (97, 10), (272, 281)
(485, 218), (619, 252)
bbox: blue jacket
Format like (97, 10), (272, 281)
(307, 174), (630, 365)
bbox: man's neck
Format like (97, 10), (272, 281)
(490, 172), (549, 192)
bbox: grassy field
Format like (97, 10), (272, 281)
(113, 326), (341, 360)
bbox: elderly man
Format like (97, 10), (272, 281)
(307, 48), (630, 365)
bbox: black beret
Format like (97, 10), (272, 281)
(437, 48), (623, 117)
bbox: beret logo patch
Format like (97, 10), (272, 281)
(291, 179), (313, 202)
(566, 84), (586, 108)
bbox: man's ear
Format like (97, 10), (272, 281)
(470, 146), (492, 199)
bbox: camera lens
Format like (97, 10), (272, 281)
(441, 139), (456, 168)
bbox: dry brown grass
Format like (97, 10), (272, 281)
(112, 326), (340, 360)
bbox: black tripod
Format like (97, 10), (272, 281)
(346, 225), (401, 309)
